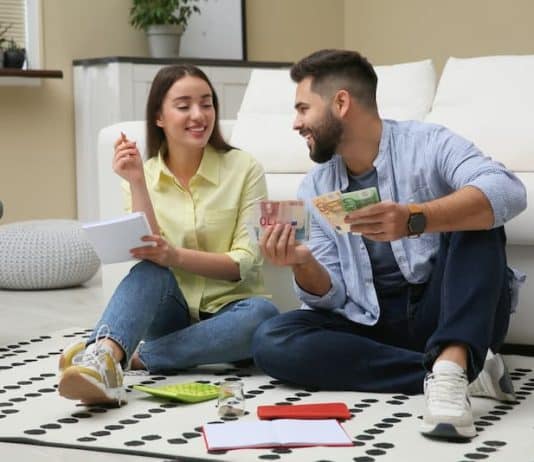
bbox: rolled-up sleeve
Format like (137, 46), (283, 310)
(468, 170), (527, 227)
(432, 127), (527, 227)
(225, 157), (267, 281)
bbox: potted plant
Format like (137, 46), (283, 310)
(129, 0), (201, 58)
(0, 22), (12, 69)
(3, 38), (26, 69)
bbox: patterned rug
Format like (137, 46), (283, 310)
(0, 328), (533, 462)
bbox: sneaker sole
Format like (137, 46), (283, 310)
(59, 368), (126, 405)
(420, 422), (476, 440)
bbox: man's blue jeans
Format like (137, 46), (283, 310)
(87, 261), (279, 373)
(252, 228), (512, 394)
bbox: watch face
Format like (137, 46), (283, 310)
(409, 213), (426, 234)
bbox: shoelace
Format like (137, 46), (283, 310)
(74, 324), (113, 385)
(70, 324), (124, 405)
(425, 372), (468, 411)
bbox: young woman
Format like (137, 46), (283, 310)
(58, 64), (278, 405)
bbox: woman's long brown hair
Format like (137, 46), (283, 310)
(145, 64), (233, 159)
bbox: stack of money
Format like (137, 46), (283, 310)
(312, 187), (380, 233)
(248, 200), (310, 242)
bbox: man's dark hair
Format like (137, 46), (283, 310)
(290, 49), (378, 110)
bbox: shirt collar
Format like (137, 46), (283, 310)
(196, 144), (220, 185)
(373, 119), (390, 169)
(151, 144), (221, 189)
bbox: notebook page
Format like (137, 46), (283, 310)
(274, 419), (352, 446)
(203, 421), (278, 449)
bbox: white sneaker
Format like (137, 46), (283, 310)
(421, 371), (476, 440)
(469, 352), (515, 401)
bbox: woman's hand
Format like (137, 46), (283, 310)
(112, 132), (145, 184)
(130, 234), (180, 268)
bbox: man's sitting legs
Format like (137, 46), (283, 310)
(252, 307), (427, 394)
(253, 228), (513, 441)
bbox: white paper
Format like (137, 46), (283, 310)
(202, 419), (351, 450)
(82, 212), (154, 264)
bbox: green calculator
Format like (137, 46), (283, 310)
(133, 381), (220, 403)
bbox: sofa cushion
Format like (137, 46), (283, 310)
(230, 113), (313, 173)
(238, 69), (296, 115)
(425, 55), (534, 172)
(375, 59), (436, 121)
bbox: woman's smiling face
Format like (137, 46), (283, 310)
(156, 75), (216, 151)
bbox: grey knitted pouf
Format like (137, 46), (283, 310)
(0, 220), (101, 290)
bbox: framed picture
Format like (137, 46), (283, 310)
(180, 0), (246, 60)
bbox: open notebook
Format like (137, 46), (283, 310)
(202, 419), (353, 451)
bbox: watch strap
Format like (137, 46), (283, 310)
(407, 203), (424, 215)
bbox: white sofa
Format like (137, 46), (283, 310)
(96, 56), (533, 346)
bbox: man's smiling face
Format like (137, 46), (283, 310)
(293, 77), (344, 164)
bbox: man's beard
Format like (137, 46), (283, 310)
(306, 109), (343, 164)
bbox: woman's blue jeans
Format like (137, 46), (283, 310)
(252, 228), (512, 394)
(87, 261), (279, 373)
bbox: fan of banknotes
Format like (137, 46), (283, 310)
(312, 186), (380, 233)
(248, 200), (310, 242)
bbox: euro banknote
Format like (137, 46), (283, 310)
(248, 200), (310, 242)
(312, 187), (380, 233)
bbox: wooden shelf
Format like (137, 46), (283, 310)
(0, 69), (63, 79)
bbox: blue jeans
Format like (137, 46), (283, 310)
(88, 261), (279, 373)
(252, 228), (512, 394)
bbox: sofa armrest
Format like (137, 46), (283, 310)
(219, 119), (235, 143)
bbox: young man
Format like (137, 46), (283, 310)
(251, 49), (526, 441)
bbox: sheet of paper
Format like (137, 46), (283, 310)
(82, 212), (154, 264)
(275, 419), (351, 446)
(203, 421), (277, 449)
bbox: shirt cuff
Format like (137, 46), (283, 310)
(466, 173), (525, 227)
(293, 276), (344, 309)
(225, 250), (254, 281)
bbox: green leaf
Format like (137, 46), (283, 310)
(129, 0), (202, 30)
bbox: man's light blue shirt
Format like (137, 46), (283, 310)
(295, 119), (527, 325)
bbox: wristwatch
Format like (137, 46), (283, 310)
(407, 204), (426, 237)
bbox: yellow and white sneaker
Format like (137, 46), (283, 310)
(58, 341), (86, 373)
(58, 341), (126, 406)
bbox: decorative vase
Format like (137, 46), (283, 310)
(4, 48), (25, 69)
(146, 24), (184, 58)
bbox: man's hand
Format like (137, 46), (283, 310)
(259, 224), (312, 267)
(130, 234), (180, 268)
(345, 200), (410, 241)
